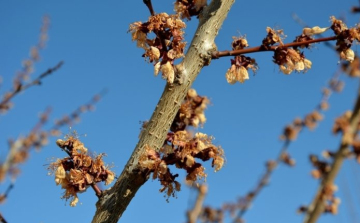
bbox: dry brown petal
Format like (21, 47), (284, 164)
(55, 165), (66, 185)
(105, 170), (115, 185)
(161, 61), (175, 83)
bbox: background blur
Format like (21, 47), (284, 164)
(1, 0), (360, 222)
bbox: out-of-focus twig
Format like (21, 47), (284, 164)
(0, 212), (7, 223)
(303, 80), (360, 223)
(0, 61), (63, 113)
(187, 185), (208, 223)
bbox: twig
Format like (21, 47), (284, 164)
(0, 212), (7, 223)
(303, 80), (360, 223)
(291, 13), (335, 50)
(0, 61), (64, 112)
(143, 0), (155, 16)
(211, 36), (337, 58)
(187, 185), (207, 223)
(222, 68), (342, 221)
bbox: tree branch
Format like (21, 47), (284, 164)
(211, 36), (337, 58)
(91, 1), (235, 222)
(0, 61), (63, 112)
(187, 185), (207, 223)
(303, 80), (360, 223)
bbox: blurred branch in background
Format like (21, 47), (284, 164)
(0, 61), (63, 113)
(187, 185), (208, 223)
(0, 15), (50, 114)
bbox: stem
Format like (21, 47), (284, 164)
(91, 184), (102, 197)
(143, 0), (155, 16)
(303, 80), (360, 223)
(211, 36), (337, 58)
(187, 185), (207, 223)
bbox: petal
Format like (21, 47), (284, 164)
(303, 26), (329, 36)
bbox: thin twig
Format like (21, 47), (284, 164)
(292, 13), (335, 50)
(0, 61), (64, 111)
(212, 36), (337, 58)
(143, 0), (155, 16)
(187, 185), (207, 223)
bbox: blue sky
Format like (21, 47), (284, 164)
(1, 0), (360, 222)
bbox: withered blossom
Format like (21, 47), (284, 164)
(138, 89), (224, 199)
(129, 12), (186, 83)
(174, 0), (207, 20)
(49, 134), (114, 206)
(225, 55), (258, 84)
(273, 47), (312, 75)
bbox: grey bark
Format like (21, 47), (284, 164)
(91, 1), (235, 222)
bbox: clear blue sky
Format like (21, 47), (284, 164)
(1, 0), (360, 222)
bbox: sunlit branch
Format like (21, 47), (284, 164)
(211, 36), (337, 58)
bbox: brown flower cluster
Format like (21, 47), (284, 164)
(48, 134), (114, 206)
(139, 131), (224, 199)
(139, 89), (224, 199)
(330, 16), (358, 62)
(331, 111), (360, 162)
(280, 152), (296, 166)
(298, 184), (340, 215)
(309, 154), (331, 179)
(332, 110), (353, 145)
(225, 36), (258, 84)
(170, 88), (209, 131)
(200, 206), (224, 223)
(281, 111), (323, 141)
(273, 47), (312, 75)
(174, 0), (207, 20)
(129, 12), (186, 83)
(265, 26), (313, 74)
(262, 27), (286, 48)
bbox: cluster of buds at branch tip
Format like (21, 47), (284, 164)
(298, 184), (340, 215)
(138, 89), (224, 200)
(171, 88), (209, 131)
(309, 154), (331, 179)
(48, 132), (114, 206)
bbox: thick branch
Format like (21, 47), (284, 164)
(91, 1), (235, 222)
(303, 80), (360, 223)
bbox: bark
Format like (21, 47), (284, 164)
(91, 1), (235, 222)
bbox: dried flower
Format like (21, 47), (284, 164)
(49, 134), (114, 206)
